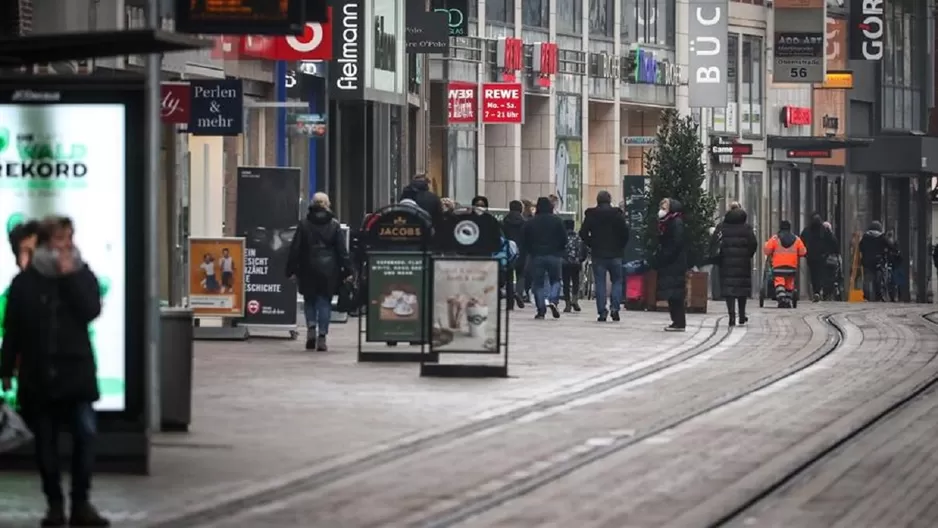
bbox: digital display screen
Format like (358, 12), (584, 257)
(0, 104), (127, 412)
(177, 0), (304, 35)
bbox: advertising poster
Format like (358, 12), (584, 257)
(622, 175), (649, 262)
(432, 259), (499, 353)
(366, 253), (426, 342)
(0, 103), (127, 412)
(235, 166), (300, 327)
(188, 237), (246, 317)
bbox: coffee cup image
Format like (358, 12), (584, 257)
(466, 301), (488, 338)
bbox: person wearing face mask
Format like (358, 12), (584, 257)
(652, 198), (688, 331)
(0, 216), (110, 527)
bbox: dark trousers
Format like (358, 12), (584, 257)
(667, 297), (686, 328)
(724, 296), (747, 318)
(29, 401), (97, 505)
(807, 262), (826, 296)
(561, 264), (581, 303)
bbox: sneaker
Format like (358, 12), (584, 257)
(68, 502), (110, 527)
(572, 301), (581, 312)
(610, 311), (620, 322)
(534, 313), (545, 320)
(664, 325), (686, 332)
(514, 293), (525, 309)
(597, 311), (607, 322)
(41, 504), (66, 527)
(548, 303), (561, 318)
(316, 335), (327, 352)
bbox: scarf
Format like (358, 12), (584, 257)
(658, 212), (681, 234)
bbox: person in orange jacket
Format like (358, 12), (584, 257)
(764, 220), (807, 296)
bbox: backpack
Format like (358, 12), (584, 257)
(563, 233), (581, 265)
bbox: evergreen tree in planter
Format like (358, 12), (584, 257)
(643, 108), (718, 270)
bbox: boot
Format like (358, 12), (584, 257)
(572, 300), (581, 312)
(316, 334), (327, 352)
(728, 314), (736, 327)
(68, 501), (110, 527)
(563, 302), (572, 313)
(305, 325), (317, 350)
(41, 503), (66, 527)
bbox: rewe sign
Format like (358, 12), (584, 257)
(848, 0), (884, 60)
(481, 83), (522, 124)
(447, 82), (477, 124)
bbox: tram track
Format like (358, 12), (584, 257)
(144, 316), (735, 527)
(700, 311), (938, 528)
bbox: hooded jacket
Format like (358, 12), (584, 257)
(521, 198), (567, 257)
(286, 204), (352, 298)
(654, 199), (688, 300)
(400, 179), (442, 226)
(579, 202), (629, 259)
(764, 224), (806, 272)
(800, 216), (838, 265)
(858, 221), (887, 270)
(714, 208), (758, 298)
(501, 210), (525, 244)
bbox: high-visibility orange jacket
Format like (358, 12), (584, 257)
(764, 232), (806, 272)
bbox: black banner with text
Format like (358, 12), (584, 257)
(235, 166), (300, 326)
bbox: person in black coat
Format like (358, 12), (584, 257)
(0, 216), (110, 527)
(858, 220), (887, 300)
(521, 197), (567, 319)
(501, 200), (527, 309)
(400, 175), (443, 227)
(286, 193), (352, 351)
(712, 203), (757, 326)
(653, 198), (688, 331)
(800, 212), (839, 301)
(579, 190), (630, 321)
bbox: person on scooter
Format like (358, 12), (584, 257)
(764, 220), (806, 307)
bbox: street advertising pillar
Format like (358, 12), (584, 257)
(235, 166), (301, 338)
(422, 208), (509, 378)
(359, 205), (434, 362)
(0, 76), (148, 473)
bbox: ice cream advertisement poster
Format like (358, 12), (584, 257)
(0, 104), (127, 412)
(432, 259), (499, 353)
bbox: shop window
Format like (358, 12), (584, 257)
(881, 1), (925, 132)
(588, 0), (613, 37)
(486, 0), (513, 24)
(621, 0), (674, 46)
(522, 0), (548, 27)
(740, 35), (763, 136)
(557, 0), (581, 35)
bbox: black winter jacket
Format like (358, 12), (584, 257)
(521, 201), (567, 258)
(713, 208), (758, 298)
(400, 180), (442, 227)
(501, 211), (525, 243)
(579, 203), (629, 259)
(654, 199), (688, 300)
(0, 264), (102, 411)
(286, 205), (352, 298)
(858, 229), (887, 270)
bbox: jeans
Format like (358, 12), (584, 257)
(667, 297), (686, 328)
(303, 295), (332, 335)
(592, 257), (623, 315)
(31, 401), (97, 504)
(561, 264), (581, 303)
(531, 255), (562, 314)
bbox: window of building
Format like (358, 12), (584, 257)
(881, 1), (924, 131)
(557, 0), (582, 35)
(741, 35), (763, 136)
(522, 0), (548, 27)
(727, 34), (738, 106)
(486, 0), (513, 24)
(588, 0), (613, 37)
(621, 0), (675, 46)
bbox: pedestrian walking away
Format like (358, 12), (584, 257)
(653, 198), (688, 331)
(521, 197), (566, 319)
(711, 202), (757, 326)
(0, 216), (111, 527)
(561, 219), (587, 312)
(858, 221), (888, 301)
(579, 190), (629, 321)
(400, 174), (443, 227)
(501, 200), (527, 310)
(286, 192), (353, 351)
(800, 212), (838, 301)
(764, 220), (806, 308)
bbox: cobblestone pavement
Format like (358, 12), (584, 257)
(0, 303), (720, 525)
(3, 303), (938, 528)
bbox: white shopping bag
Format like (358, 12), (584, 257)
(0, 403), (33, 453)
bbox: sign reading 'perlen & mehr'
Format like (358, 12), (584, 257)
(480, 82), (522, 124)
(189, 79), (244, 136)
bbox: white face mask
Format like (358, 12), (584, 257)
(658, 209), (668, 219)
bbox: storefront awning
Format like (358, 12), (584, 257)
(0, 29), (208, 65)
(766, 135), (874, 150)
(848, 135), (938, 173)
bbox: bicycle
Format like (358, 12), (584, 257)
(579, 256), (595, 300)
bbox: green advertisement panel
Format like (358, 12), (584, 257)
(0, 104), (127, 411)
(366, 252), (426, 342)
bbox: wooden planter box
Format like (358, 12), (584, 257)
(643, 270), (709, 313)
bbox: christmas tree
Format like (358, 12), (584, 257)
(643, 108), (718, 268)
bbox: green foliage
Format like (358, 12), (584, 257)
(643, 109), (718, 267)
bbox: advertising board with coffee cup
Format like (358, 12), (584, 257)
(367, 253), (426, 342)
(431, 259), (500, 353)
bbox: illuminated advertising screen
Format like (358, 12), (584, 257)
(175, 0), (305, 35)
(0, 99), (134, 413)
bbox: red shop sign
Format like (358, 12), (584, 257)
(160, 82), (191, 124)
(481, 82), (522, 124)
(241, 11), (333, 61)
(447, 82), (477, 124)
(783, 106), (812, 127)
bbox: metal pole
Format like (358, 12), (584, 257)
(145, 0), (162, 432)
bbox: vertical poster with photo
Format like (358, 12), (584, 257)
(187, 237), (246, 317)
(432, 259), (499, 353)
(235, 166), (300, 327)
(0, 102), (128, 412)
(366, 252), (426, 342)
(622, 175), (649, 262)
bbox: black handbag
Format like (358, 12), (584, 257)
(335, 279), (358, 313)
